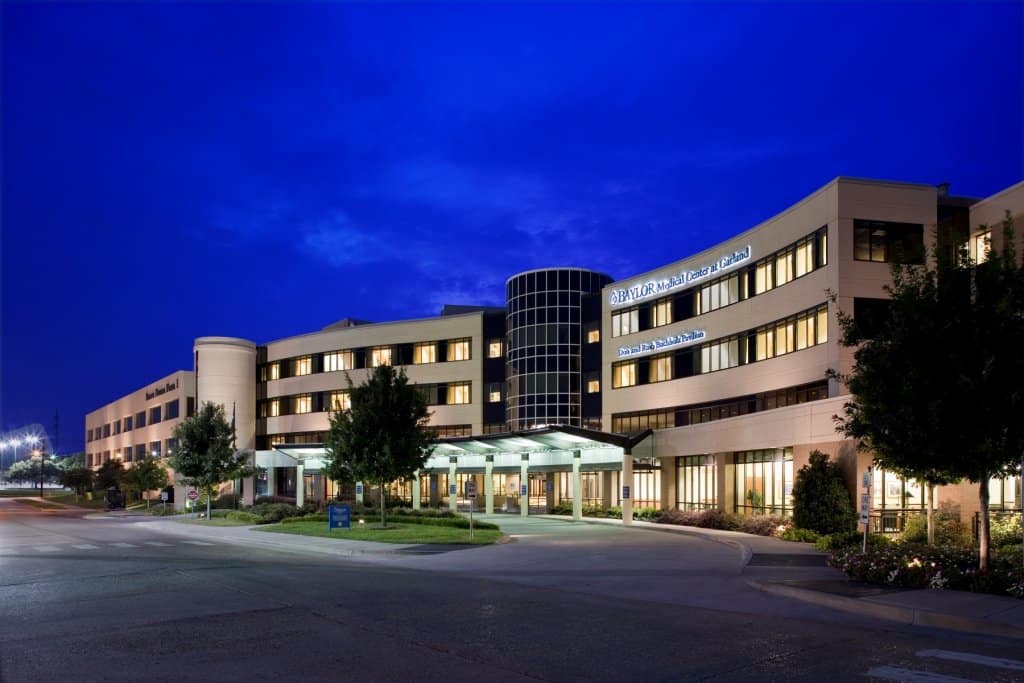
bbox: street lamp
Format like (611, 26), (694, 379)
(33, 448), (44, 498)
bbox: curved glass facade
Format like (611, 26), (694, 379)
(505, 268), (612, 430)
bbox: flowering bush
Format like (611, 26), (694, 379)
(829, 543), (1024, 598)
(656, 508), (789, 537)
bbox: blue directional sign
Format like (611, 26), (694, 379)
(328, 504), (351, 530)
(546, 480), (553, 493)
(355, 483), (363, 495)
(520, 484), (528, 496)
(622, 485), (631, 500)
(449, 483), (457, 495)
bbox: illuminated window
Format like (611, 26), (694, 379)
(649, 354), (673, 382)
(755, 261), (773, 294)
(447, 382), (471, 404)
(447, 339), (471, 361)
(414, 343), (437, 364)
(329, 391), (351, 411)
(587, 379), (600, 393)
(612, 361), (637, 388)
(698, 273), (743, 314)
(371, 346), (392, 367)
(487, 339), (503, 358)
(293, 356), (312, 376)
(323, 351), (354, 372)
(268, 399), (280, 417)
(611, 308), (639, 337)
(294, 395), (312, 414)
(586, 327), (600, 343)
(775, 249), (794, 287)
(487, 383), (502, 403)
(795, 237), (814, 277)
(700, 337), (741, 373)
(268, 363), (280, 380)
(973, 231), (991, 264)
(651, 300), (673, 328)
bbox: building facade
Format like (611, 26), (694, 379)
(84, 177), (1024, 522)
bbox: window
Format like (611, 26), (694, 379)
(755, 260), (774, 294)
(149, 406), (161, 424)
(973, 231), (991, 264)
(697, 273), (744, 314)
(487, 382), (502, 403)
(268, 363), (280, 380)
(150, 441), (161, 458)
(447, 382), (471, 404)
(294, 356), (312, 376)
(329, 391), (351, 411)
(323, 351), (354, 372)
(447, 338), (471, 361)
(123, 415), (133, 432)
(487, 339), (504, 358)
(587, 379), (600, 393)
(678, 455), (717, 510)
(612, 361), (637, 388)
(294, 394), (312, 414)
(586, 327), (600, 343)
(112, 419), (121, 435)
(649, 354), (673, 383)
(103, 423), (111, 438)
(611, 308), (639, 337)
(87, 428), (93, 442)
(853, 220), (924, 264)
(165, 438), (178, 456)
(414, 342), (437, 364)
(755, 305), (827, 361)
(135, 444), (146, 461)
(735, 448), (793, 516)
(775, 248), (794, 287)
(795, 236), (814, 277)
(370, 346), (392, 367)
(651, 300), (673, 327)
(165, 399), (179, 420)
(700, 337), (742, 373)
(268, 399), (280, 417)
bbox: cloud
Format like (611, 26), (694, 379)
(299, 212), (389, 266)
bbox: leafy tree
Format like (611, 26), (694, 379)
(324, 365), (434, 528)
(59, 467), (95, 498)
(123, 457), (170, 508)
(95, 460), (126, 491)
(7, 458), (60, 485)
(833, 213), (1024, 570)
(170, 402), (253, 520)
(57, 453), (86, 470)
(791, 450), (856, 535)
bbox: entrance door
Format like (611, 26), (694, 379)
(528, 474), (549, 513)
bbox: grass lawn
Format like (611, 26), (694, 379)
(176, 517), (254, 527)
(0, 489), (49, 497)
(13, 497), (66, 509)
(45, 493), (109, 509)
(255, 520), (503, 544)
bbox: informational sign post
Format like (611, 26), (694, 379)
(328, 504), (351, 530)
(862, 467), (872, 552)
(465, 480), (477, 539)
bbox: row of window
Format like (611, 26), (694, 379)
(610, 381), (829, 433)
(261, 424), (477, 449)
(259, 382), (474, 418)
(611, 228), (828, 338)
(261, 338), (497, 382)
(86, 438), (178, 467)
(853, 220), (924, 264)
(611, 304), (828, 388)
(86, 399), (190, 442)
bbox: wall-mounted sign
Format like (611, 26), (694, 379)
(617, 329), (706, 358)
(145, 378), (179, 401)
(608, 245), (752, 307)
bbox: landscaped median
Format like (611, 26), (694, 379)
(253, 510), (503, 544)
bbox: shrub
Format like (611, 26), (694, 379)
(900, 502), (970, 546)
(815, 530), (892, 551)
(255, 495), (297, 505)
(248, 502), (303, 523)
(634, 507), (663, 521)
(225, 511), (261, 524)
(214, 493), (240, 509)
(780, 527), (820, 543)
(990, 513), (1023, 548)
(792, 450), (856, 535)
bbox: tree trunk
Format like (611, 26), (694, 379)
(379, 480), (386, 528)
(926, 484), (935, 545)
(978, 480), (991, 572)
(207, 486), (212, 522)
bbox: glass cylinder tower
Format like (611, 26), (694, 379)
(505, 267), (613, 430)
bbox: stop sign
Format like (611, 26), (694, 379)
(187, 490), (199, 501)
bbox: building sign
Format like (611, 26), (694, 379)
(617, 329), (706, 358)
(146, 379), (179, 401)
(608, 245), (752, 307)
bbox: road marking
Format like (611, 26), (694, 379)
(144, 541), (171, 547)
(72, 544), (99, 550)
(33, 546), (61, 552)
(917, 650), (1024, 672)
(867, 666), (979, 682)
(181, 540), (215, 546)
(110, 542), (138, 548)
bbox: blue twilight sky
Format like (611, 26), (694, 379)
(2, 1), (1022, 454)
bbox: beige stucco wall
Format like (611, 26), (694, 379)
(194, 337), (258, 450)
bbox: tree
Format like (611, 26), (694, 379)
(833, 213), (1024, 570)
(791, 450), (856, 535)
(57, 453), (86, 470)
(323, 365), (434, 528)
(7, 459), (60, 485)
(169, 402), (253, 520)
(59, 467), (95, 498)
(123, 457), (170, 509)
(95, 460), (126, 491)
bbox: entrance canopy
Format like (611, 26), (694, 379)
(431, 425), (653, 457)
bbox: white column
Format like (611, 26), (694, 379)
(622, 451), (633, 525)
(572, 450), (582, 521)
(412, 470), (421, 511)
(520, 454), (529, 517)
(448, 457), (458, 513)
(266, 467), (276, 497)
(355, 481), (364, 505)
(295, 463), (305, 508)
(485, 456), (494, 515)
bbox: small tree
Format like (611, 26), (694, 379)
(791, 450), (856, 535)
(59, 467), (95, 499)
(170, 402), (253, 520)
(323, 365), (434, 528)
(95, 460), (125, 491)
(123, 458), (170, 509)
(8, 459), (60, 486)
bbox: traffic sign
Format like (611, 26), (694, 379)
(160, 491), (169, 501)
(465, 480), (477, 498)
(187, 490), (199, 501)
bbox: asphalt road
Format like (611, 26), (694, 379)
(2, 498), (1023, 682)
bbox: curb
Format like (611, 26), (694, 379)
(749, 580), (1024, 640)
